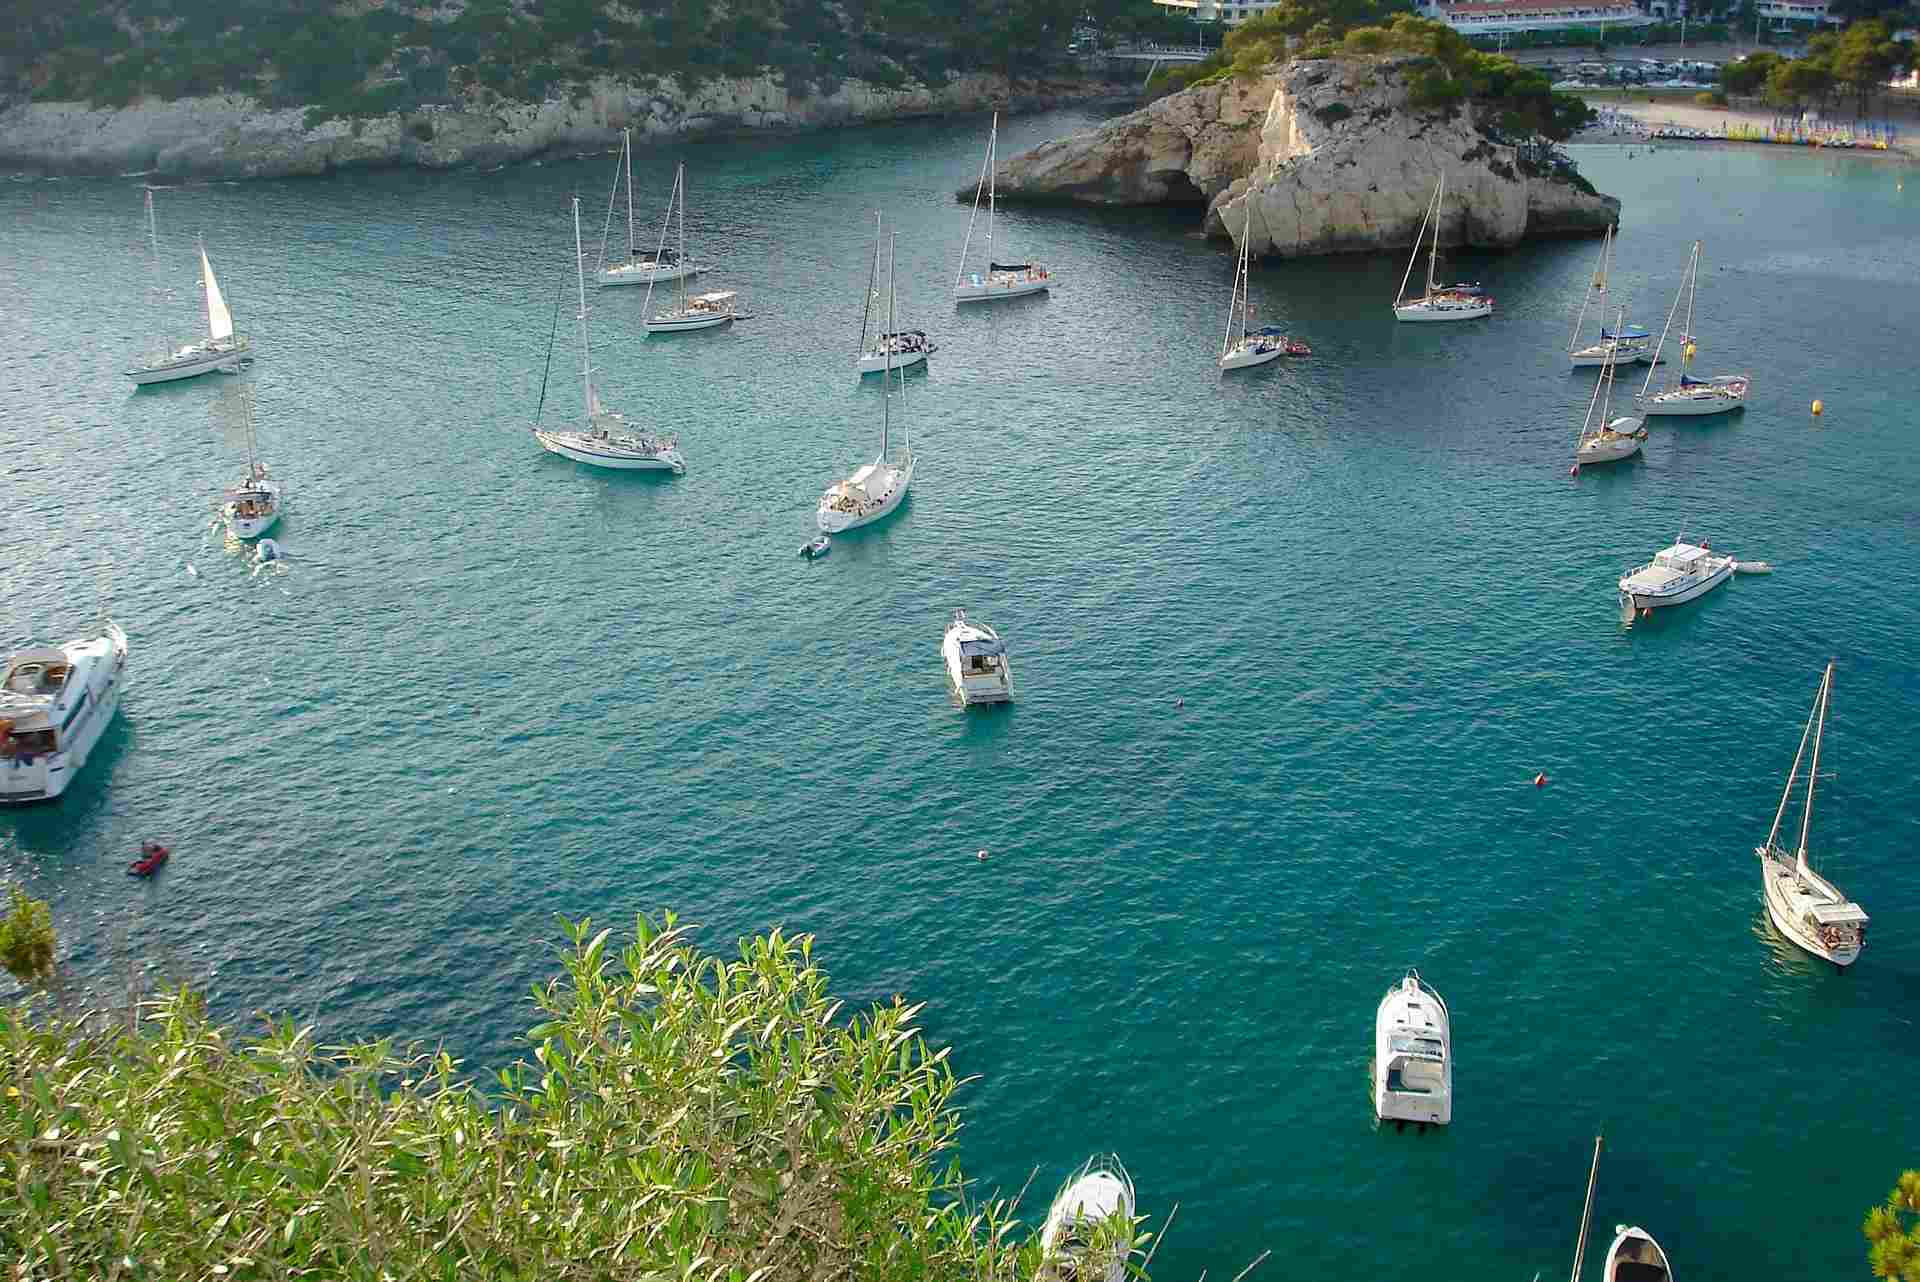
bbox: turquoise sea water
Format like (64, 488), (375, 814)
(3, 114), (1918, 1278)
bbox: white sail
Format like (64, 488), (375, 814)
(202, 245), (234, 341)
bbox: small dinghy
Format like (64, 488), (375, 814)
(1603, 1225), (1673, 1282)
(128, 840), (169, 877)
(1734, 560), (1773, 574)
(800, 536), (831, 560)
(254, 538), (283, 564)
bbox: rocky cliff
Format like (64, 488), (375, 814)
(978, 59), (1618, 257)
(0, 73), (1123, 181)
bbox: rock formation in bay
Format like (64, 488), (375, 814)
(976, 58), (1618, 257)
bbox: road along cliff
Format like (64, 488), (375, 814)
(974, 57), (1619, 257)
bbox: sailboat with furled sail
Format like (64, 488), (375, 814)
(1567, 224), (1652, 367)
(1756, 661), (1868, 968)
(1637, 240), (1749, 416)
(1572, 306), (1647, 469)
(643, 163), (736, 333)
(954, 113), (1052, 303)
(221, 388), (282, 540)
(1219, 205), (1294, 370)
(534, 196), (685, 473)
(596, 130), (704, 288)
(857, 212), (935, 376)
(1392, 173), (1493, 322)
(127, 192), (251, 385)
(820, 230), (914, 532)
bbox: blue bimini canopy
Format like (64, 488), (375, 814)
(1600, 326), (1651, 339)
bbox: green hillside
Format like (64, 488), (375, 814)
(0, 0), (1178, 115)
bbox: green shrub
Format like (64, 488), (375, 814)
(0, 884), (54, 984)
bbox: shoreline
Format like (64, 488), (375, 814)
(1573, 94), (1917, 161)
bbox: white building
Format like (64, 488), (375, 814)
(1416, 0), (1656, 34)
(1152, 0), (1284, 25)
(1755, 0), (1832, 23)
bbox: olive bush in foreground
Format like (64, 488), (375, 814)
(0, 914), (1050, 1281)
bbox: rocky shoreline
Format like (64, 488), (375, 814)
(0, 72), (1132, 182)
(971, 58), (1619, 258)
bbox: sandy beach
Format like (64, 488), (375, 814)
(1574, 93), (1918, 160)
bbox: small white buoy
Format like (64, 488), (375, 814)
(1175, 696), (1184, 709)
(976, 848), (988, 861)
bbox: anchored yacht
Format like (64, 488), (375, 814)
(942, 611), (1012, 705)
(1393, 174), (1493, 322)
(597, 130), (706, 288)
(127, 191), (250, 385)
(1372, 969), (1452, 1126)
(1617, 541), (1733, 611)
(1573, 307), (1648, 468)
(1756, 661), (1868, 967)
(1637, 241), (1748, 416)
(1039, 1156), (1136, 1282)
(1603, 1225), (1673, 1282)
(222, 390), (282, 539)
(955, 114), (1053, 303)
(819, 229), (913, 533)
(0, 624), (128, 805)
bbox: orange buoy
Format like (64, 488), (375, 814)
(1534, 772), (1548, 788)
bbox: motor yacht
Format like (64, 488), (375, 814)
(1617, 541), (1733, 611)
(0, 624), (128, 804)
(942, 611), (1012, 705)
(1372, 969), (1452, 1126)
(1603, 1225), (1673, 1282)
(1039, 1156), (1135, 1282)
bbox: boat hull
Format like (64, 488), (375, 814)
(816, 459), (912, 533)
(645, 311), (733, 333)
(127, 338), (249, 385)
(1570, 342), (1650, 367)
(534, 428), (685, 473)
(0, 626), (127, 805)
(1393, 300), (1492, 322)
(1638, 390), (1748, 416)
(855, 348), (928, 376)
(599, 263), (704, 287)
(1760, 852), (1863, 967)
(1618, 560), (1732, 610)
(226, 508), (281, 540)
(942, 628), (1013, 706)
(1602, 1226), (1672, 1282)
(1220, 342), (1285, 370)
(955, 276), (1050, 303)
(1372, 972), (1452, 1126)
(1576, 436), (1643, 465)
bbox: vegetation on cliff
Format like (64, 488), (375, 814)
(0, 913), (1137, 1277)
(1719, 19), (1912, 116)
(1151, 0), (1593, 143)
(0, 0), (1173, 116)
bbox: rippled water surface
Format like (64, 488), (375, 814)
(3, 117), (1917, 1279)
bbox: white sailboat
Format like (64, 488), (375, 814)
(127, 193), (250, 385)
(221, 388), (282, 540)
(1568, 225), (1653, 366)
(1392, 174), (1493, 322)
(942, 610), (1012, 705)
(597, 130), (705, 288)
(954, 113), (1052, 303)
(0, 623), (128, 805)
(1038, 1156), (1135, 1282)
(1219, 205), (1296, 370)
(819, 231), (913, 533)
(534, 197), (686, 473)
(856, 212), (935, 376)
(1756, 661), (1868, 967)
(643, 163), (735, 333)
(1573, 306), (1648, 469)
(1636, 241), (1749, 416)
(1371, 969), (1452, 1126)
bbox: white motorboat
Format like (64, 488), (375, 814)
(1637, 241), (1748, 416)
(1392, 173), (1493, 322)
(127, 191), (250, 385)
(955, 113), (1053, 303)
(1617, 539), (1733, 611)
(597, 129), (706, 288)
(1603, 1225), (1673, 1282)
(643, 164), (736, 334)
(856, 212), (936, 375)
(222, 389), (282, 539)
(1039, 1155), (1136, 1282)
(1573, 307), (1648, 469)
(1372, 969), (1452, 1126)
(1218, 202), (1287, 370)
(1756, 661), (1868, 967)
(819, 231), (913, 533)
(0, 623), (128, 805)
(942, 611), (1012, 705)
(534, 197), (685, 474)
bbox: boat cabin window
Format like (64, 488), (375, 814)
(3, 727), (57, 757)
(5, 662), (69, 695)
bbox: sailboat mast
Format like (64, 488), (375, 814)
(1427, 172), (1443, 296)
(1569, 224), (1610, 354)
(242, 387), (259, 478)
(623, 129), (635, 262)
(1765, 669), (1822, 856)
(881, 232), (894, 461)
(985, 113), (997, 273)
(197, 235), (213, 339)
(1796, 661), (1833, 870)
(572, 195), (593, 421)
(1395, 181), (1435, 308)
(675, 164), (689, 314)
(860, 212), (879, 356)
(1679, 241), (1700, 374)
(145, 189), (165, 350)
(1568, 1136), (1603, 1282)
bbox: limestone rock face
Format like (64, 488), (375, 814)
(991, 59), (1618, 258)
(0, 73), (1122, 180)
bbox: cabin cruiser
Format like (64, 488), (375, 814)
(0, 624), (128, 804)
(1372, 969), (1451, 1126)
(1040, 1156), (1136, 1282)
(222, 464), (283, 539)
(1571, 325), (1654, 367)
(1638, 373), (1749, 416)
(942, 611), (1012, 705)
(856, 330), (935, 376)
(1617, 541), (1733, 611)
(646, 290), (737, 334)
(1603, 1225), (1673, 1282)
